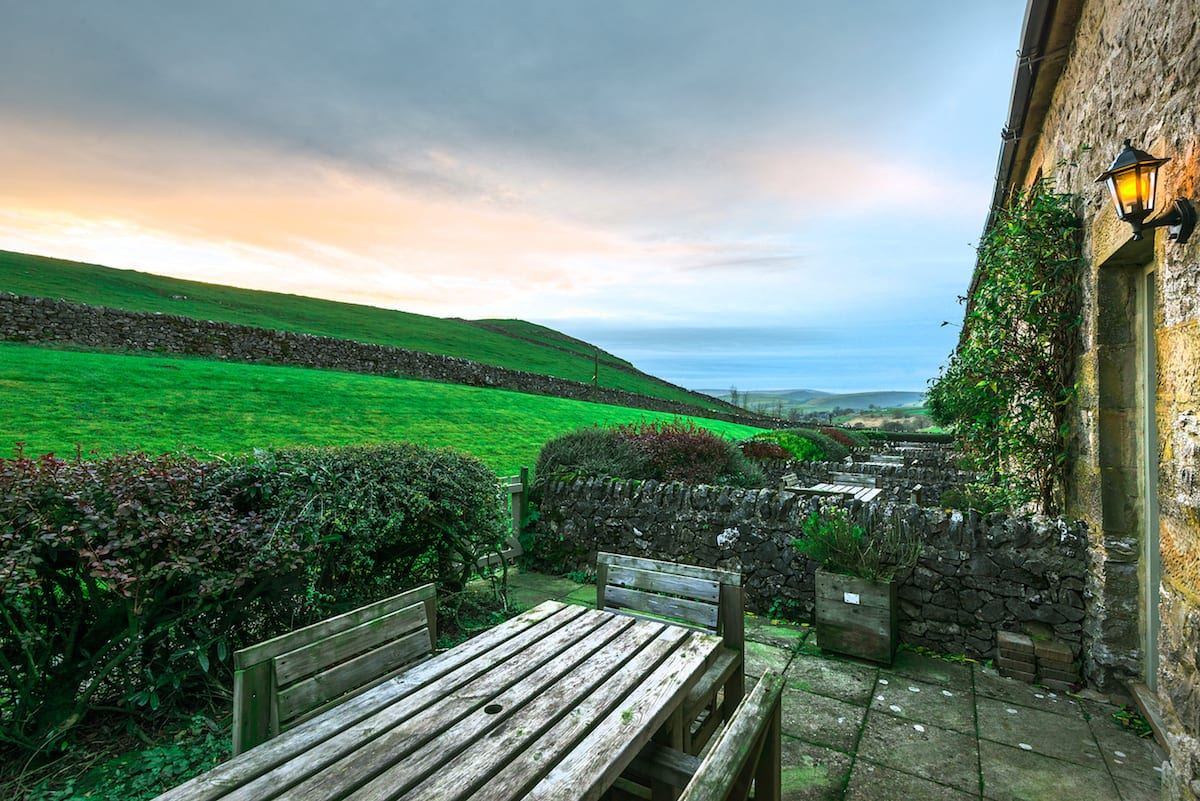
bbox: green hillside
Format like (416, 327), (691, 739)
(0, 343), (761, 476)
(702, 387), (923, 413)
(0, 250), (720, 411)
(473, 318), (633, 368)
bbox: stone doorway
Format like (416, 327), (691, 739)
(1091, 215), (1161, 691)
(1137, 267), (1161, 690)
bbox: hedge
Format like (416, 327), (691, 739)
(747, 428), (850, 462)
(534, 422), (763, 488)
(0, 444), (506, 752)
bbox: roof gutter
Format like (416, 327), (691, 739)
(959, 0), (1060, 346)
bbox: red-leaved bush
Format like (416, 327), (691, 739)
(739, 439), (790, 461)
(618, 421), (736, 484)
(818, 427), (858, 450)
(0, 444), (506, 752)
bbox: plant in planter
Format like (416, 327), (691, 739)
(793, 507), (920, 664)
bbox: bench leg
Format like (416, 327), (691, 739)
(651, 707), (685, 801)
(754, 702), (782, 801)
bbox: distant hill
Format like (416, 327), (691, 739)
(699, 388), (924, 413)
(0, 249), (726, 412)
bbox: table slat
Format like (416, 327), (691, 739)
(373, 619), (670, 801)
(273, 610), (612, 801)
(516, 632), (720, 801)
(154, 601), (575, 801)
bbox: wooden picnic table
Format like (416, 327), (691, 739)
(154, 600), (723, 801)
(786, 483), (883, 503)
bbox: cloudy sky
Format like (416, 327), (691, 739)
(0, 1), (1023, 392)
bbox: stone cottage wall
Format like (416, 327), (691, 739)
(536, 477), (1089, 660)
(1008, 0), (1200, 794)
(0, 293), (766, 427)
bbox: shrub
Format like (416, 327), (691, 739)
(0, 444), (506, 753)
(939, 483), (1019, 515)
(620, 421), (734, 484)
(535, 426), (644, 483)
(792, 507), (920, 582)
(748, 428), (849, 462)
(740, 440), (790, 461)
(818, 427), (859, 451)
(219, 444), (508, 599)
(534, 421), (761, 488)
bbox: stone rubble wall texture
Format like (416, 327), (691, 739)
(0, 293), (769, 428)
(1015, 0), (1200, 795)
(537, 477), (1089, 659)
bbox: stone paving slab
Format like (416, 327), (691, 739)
(882, 650), (973, 693)
(1115, 774), (1163, 801)
(785, 653), (878, 706)
(846, 760), (980, 800)
(1081, 699), (1166, 784)
(856, 712), (980, 794)
(976, 694), (1102, 768)
(979, 740), (1121, 801)
(746, 614), (811, 649)
(781, 687), (867, 754)
(870, 674), (975, 734)
(746, 639), (795, 678)
(780, 735), (852, 801)
(973, 667), (1083, 717)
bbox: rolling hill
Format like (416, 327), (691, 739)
(700, 388), (924, 412)
(0, 249), (726, 412)
(0, 343), (762, 477)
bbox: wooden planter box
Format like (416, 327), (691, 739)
(813, 569), (897, 664)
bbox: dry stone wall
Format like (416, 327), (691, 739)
(535, 477), (1089, 661)
(756, 459), (977, 503)
(0, 293), (770, 427)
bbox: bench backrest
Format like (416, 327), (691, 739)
(595, 552), (742, 649)
(678, 670), (785, 801)
(231, 583), (436, 754)
(779, 472), (799, 489)
(830, 471), (879, 488)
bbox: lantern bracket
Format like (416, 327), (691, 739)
(1133, 198), (1195, 244)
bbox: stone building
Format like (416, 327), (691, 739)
(968, 0), (1200, 795)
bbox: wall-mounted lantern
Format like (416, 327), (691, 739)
(1096, 140), (1195, 244)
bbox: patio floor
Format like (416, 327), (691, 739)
(506, 569), (1164, 801)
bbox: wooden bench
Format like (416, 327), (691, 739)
(829, 471), (879, 488)
(231, 583), (437, 754)
(792, 483), (883, 503)
(596, 552), (744, 754)
(620, 670), (785, 801)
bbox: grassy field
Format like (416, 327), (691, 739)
(0, 250), (718, 410)
(473, 318), (634, 368)
(0, 343), (761, 476)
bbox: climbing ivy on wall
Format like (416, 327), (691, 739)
(928, 184), (1083, 513)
